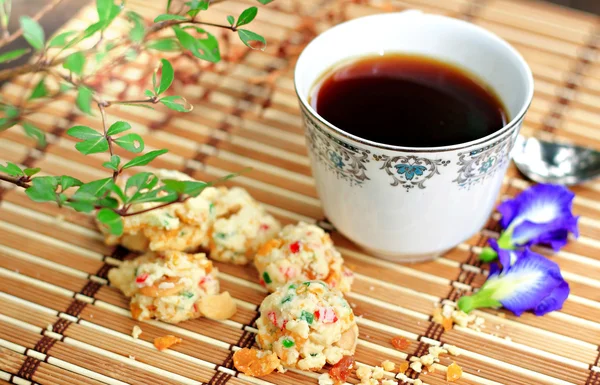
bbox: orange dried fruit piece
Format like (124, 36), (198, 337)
(154, 335), (182, 351)
(130, 303), (143, 320)
(398, 361), (409, 374)
(233, 348), (280, 377)
(442, 317), (454, 332)
(329, 355), (354, 383)
(447, 362), (463, 382)
(391, 336), (411, 350)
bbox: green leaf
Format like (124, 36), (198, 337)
(122, 149), (168, 169)
(146, 38), (180, 52)
(157, 59), (174, 95)
(160, 95), (192, 112)
(186, 0), (209, 17)
(166, 0), (173, 12)
(76, 86), (93, 115)
(257, 0), (274, 3)
(65, 200), (95, 213)
(128, 188), (177, 204)
(125, 172), (158, 197)
(63, 51), (86, 75)
(96, 0), (120, 27)
(22, 122), (46, 147)
(227, 15), (235, 26)
(106, 121), (131, 136)
(24, 168), (41, 177)
(28, 78), (48, 100)
(154, 14), (187, 22)
(72, 178), (114, 202)
(0, 48), (29, 64)
(152, 70), (157, 93)
(97, 208), (123, 235)
(75, 137), (109, 155)
(110, 183), (126, 202)
(162, 179), (208, 196)
(67, 125), (102, 140)
(25, 177), (58, 202)
(102, 154), (121, 171)
(144, 89), (155, 98)
(128, 11), (145, 42)
(96, 0), (112, 21)
(0, 162), (24, 177)
(58, 175), (82, 190)
(48, 31), (76, 48)
(236, 7), (257, 27)
(238, 29), (266, 50)
(20, 16), (45, 50)
(172, 25), (220, 63)
(113, 133), (144, 153)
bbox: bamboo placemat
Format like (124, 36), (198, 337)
(0, 0), (599, 384)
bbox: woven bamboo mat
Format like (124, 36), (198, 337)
(0, 0), (599, 384)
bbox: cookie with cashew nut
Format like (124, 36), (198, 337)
(108, 250), (235, 323)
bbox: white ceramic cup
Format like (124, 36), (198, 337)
(294, 11), (534, 262)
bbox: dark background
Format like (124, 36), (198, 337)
(1, 0), (599, 72)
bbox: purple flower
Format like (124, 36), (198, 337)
(498, 184), (579, 251)
(458, 248), (569, 316)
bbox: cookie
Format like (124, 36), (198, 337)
(254, 222), (353, 292)
(255, 280), (358, 371)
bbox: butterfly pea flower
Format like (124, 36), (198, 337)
(479, 184), (579, 263)
(459, 248), (569, 316)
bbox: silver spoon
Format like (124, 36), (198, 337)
(512, 135), (600, 185)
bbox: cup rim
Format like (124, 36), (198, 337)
(294, 12), (535, 153)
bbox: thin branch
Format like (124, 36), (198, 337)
(0, 15), (237, 82)
(0, 173), (30, 189)
(119, 196), (189, 216)
(105, 97), (157, 106)
(0, 0), (64, 49)
(188, 20), (237, 31)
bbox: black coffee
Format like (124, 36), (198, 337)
(310, 54), (508, 147)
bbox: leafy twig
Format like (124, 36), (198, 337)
(0, 0), (63, 49)
(0, 173), (30, 188)
(118, 196), (188, 216)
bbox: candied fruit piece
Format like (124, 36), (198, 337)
(442, 317), (454, 332)
(329, 355), (354, 383)
(447, 362), (463, 382)
(154, 335), (182, 351)
(233, 348), (280, 377)
(130, 303), (143, 320)
(398, 362), (409, 374)
(391, 336), (411, 350)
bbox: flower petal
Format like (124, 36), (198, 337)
(512, 216), (579, 250)
(498, 184), (575, 230)
(488, 238), (520, 268)
(486, 249), (564, 316)
(534, 281), (569, 316)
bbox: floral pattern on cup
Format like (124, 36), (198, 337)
(303, 111), (370, 186)
(454, 134), (516, 188)
(374, 154), (450, 191)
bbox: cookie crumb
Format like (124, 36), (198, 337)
(382, 360), (395, 371)
(409, 361), (422, 373)
(372, 366), (384, 380)
(446, 344), (460, 356)
(132, 325), (142, 339)
(318, 373), (334, 385)
(356, 366), (372, 380)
